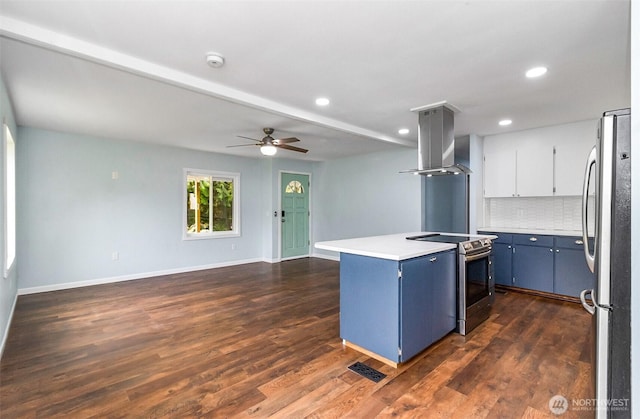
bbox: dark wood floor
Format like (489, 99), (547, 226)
(1, 258), (593, 418)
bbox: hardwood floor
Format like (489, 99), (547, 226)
(1, 258), (593, 418)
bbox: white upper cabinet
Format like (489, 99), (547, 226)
(552, 120), (598, 195)
(516, 137), (554, 197)
(483, 130), (553, 197)
(483, 119), (597, 198)
(483, 135), (516, 197)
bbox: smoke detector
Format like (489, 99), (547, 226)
(206, 52), (225, 68)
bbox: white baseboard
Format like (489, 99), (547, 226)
(311, 251), (340, 262)
(17, 258), (265, 295)
(16, 254), (339, 296)
(280, 254), (312, 262)
(0, 292), (18, 360)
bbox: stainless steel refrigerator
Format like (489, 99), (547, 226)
(580, 108), (631, 418)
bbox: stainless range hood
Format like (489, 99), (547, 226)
(402, 102), (471, 176)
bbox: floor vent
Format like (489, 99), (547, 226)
(347, 362), (386, 383)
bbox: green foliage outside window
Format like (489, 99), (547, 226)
(187, 176), (234, 233)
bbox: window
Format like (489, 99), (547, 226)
(4, 123), (15, 278)
(285, 180), (304, 194)
(184, 169), (240, 239)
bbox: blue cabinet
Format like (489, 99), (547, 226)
(512, 234), (554, 293)
(400, 256), (433, 361)
(481, 230), (595, 298)
(491, 233), (513, 286)
(428, 252), (457, 343)
(340, 249), (456, 365)
(554, 237), (596, 297)
(340, 253), (399, 361)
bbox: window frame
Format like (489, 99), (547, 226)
(183, 168), (240, 240)
(4, 123), (16, 278)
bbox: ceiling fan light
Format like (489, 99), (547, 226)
(260, 144), (277, 156)
(525, 66), (547, 78)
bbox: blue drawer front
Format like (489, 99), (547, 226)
(512, 234), (553, 247)
(486, 232), (512, 245)
(555, 236), (595, 249)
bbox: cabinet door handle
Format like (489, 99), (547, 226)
(529, 237), (538, 242)
(556, 249), (560, 253)
(575, 239), (584, 245)
(429, 257), (437, 263)
(507, 245), (512, 249)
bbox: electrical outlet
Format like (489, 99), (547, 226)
(112, 251), (119, 261)
(231, 244), (237, 250)
(112, 171), (119, 180)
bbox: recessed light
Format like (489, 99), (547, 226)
(398, 128), (410, 135)
(315, 97), (330, 106)
(499, 119), (512, 126)
(526, 66), (547, 78)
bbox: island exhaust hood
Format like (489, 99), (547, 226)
(401, 102), (471, 176)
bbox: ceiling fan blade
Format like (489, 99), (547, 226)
(277, 144), (308, 153)
(273, 137), (300, 145)
(226, 143), (260, 148)
(236, 135), (260, 142)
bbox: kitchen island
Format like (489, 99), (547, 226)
(315, 232), (460, 367)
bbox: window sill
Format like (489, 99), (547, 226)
(183, 232), (240, 241)
(3, 259), (15, 279)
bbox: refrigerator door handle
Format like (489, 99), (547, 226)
(582, 146), (597, 273)
(580, 289), (595, 315)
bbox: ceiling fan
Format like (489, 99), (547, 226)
(228, 128), (308, 156)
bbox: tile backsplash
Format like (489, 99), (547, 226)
(484, 196), (595, 231)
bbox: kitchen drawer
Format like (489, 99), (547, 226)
(487, 232), (512, 245)
(555, 236), (595, 249)
(512, 234), (553, 248)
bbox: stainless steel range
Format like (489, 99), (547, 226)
(406, 233), (494, 335)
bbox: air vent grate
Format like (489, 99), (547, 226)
(347, 362), (386, 383)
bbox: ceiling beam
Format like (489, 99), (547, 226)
(0, 16), (415, 148)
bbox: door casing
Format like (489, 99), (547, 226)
(278, 170), (312, 261)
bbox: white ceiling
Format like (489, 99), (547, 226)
(0, 0), (631, 161)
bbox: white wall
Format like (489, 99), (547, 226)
(16, 127), (274, 292)
(0, 76), (18, 357)
(312, 148), (422, 258)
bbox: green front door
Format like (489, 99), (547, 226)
(281, 173), (310, 259)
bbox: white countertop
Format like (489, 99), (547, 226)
(477, 227), (583, 237)
(314, 232), (495, 261)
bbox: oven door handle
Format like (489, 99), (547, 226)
(464, 249), (492, 262)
